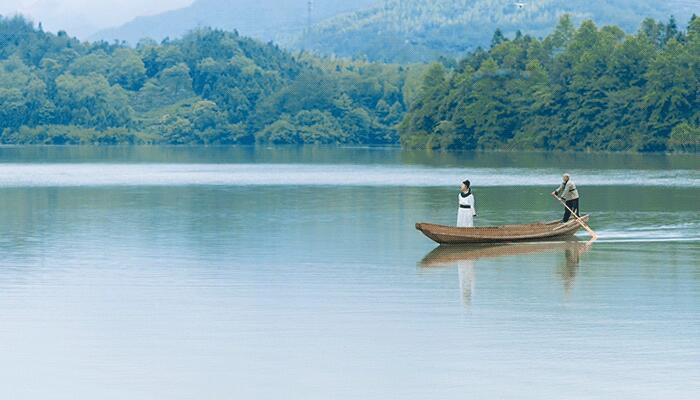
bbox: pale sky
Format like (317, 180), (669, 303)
(0, 0), (194, 38)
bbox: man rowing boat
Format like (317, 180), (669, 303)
(552, 173), (579, 222)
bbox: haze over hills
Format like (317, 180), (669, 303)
(92, 0), (697, 62)
(0, 0), (194, 39)
(91, 0), (378, 44)
(297, 0), (699, 62)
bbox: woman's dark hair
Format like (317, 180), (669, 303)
(462, 179), (470, 188)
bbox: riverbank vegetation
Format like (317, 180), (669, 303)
(0, 14), (698, 152)
(0, 16), (423, 145)
(400, 15), (700, 152)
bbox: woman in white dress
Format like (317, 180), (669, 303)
(457, 179), (476, 227)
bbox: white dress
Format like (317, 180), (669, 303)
(457, 191), (476, 227)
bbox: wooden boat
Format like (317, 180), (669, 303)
(415, 215), (590, 244)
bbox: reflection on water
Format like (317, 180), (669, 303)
(0, 146), (697, 170)
(559, 245), (585, 294)
(421, 241), (593, 303)
(458, 261), (475, 305)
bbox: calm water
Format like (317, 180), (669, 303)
(0, 147), (698, 399)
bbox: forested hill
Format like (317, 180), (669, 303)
(0, 16), (422, 145)
(400, 15), (700, 153)
(1, 15), (698, 152)
(297, 0), (698, 63)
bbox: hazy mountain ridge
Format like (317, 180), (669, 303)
(297, 0), (697, 62)
(91, 0), (697, 62)
(91, 0), (378, 44)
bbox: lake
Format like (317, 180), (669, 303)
(0, 146), (698, 399)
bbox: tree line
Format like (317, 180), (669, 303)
(400, 15), (700, 152)
(0, 15), (423, 145)
(0, 14), (698, 152)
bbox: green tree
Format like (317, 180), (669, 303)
(160, 114), (197, 144)
(54, 73), (132, 128)
(109, 48), (146, 90)
(669, 123), (699, 152)
(643, 39), (697, 148)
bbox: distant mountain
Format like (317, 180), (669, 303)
(91, 0), (377, 44)
(295, 0), (698, 62)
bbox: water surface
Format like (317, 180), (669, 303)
(0, 147), (698, 399)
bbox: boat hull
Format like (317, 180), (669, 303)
(415, 215), (590, 244)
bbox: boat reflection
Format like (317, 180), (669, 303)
(420, 240), (592, 304)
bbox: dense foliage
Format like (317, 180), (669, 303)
(1, 14), (698, 152)
(400, 15), (700, 152)
(298, 0), (696, 63)
(0, 16), (423, 145)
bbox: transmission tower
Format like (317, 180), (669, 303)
(307, 1), (313, 31)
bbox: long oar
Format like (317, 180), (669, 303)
(552, 194), (598, 240)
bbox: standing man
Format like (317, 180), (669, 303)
(552, 173), (579, 222)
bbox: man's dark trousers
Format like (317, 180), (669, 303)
(563, 198), (580, 222)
